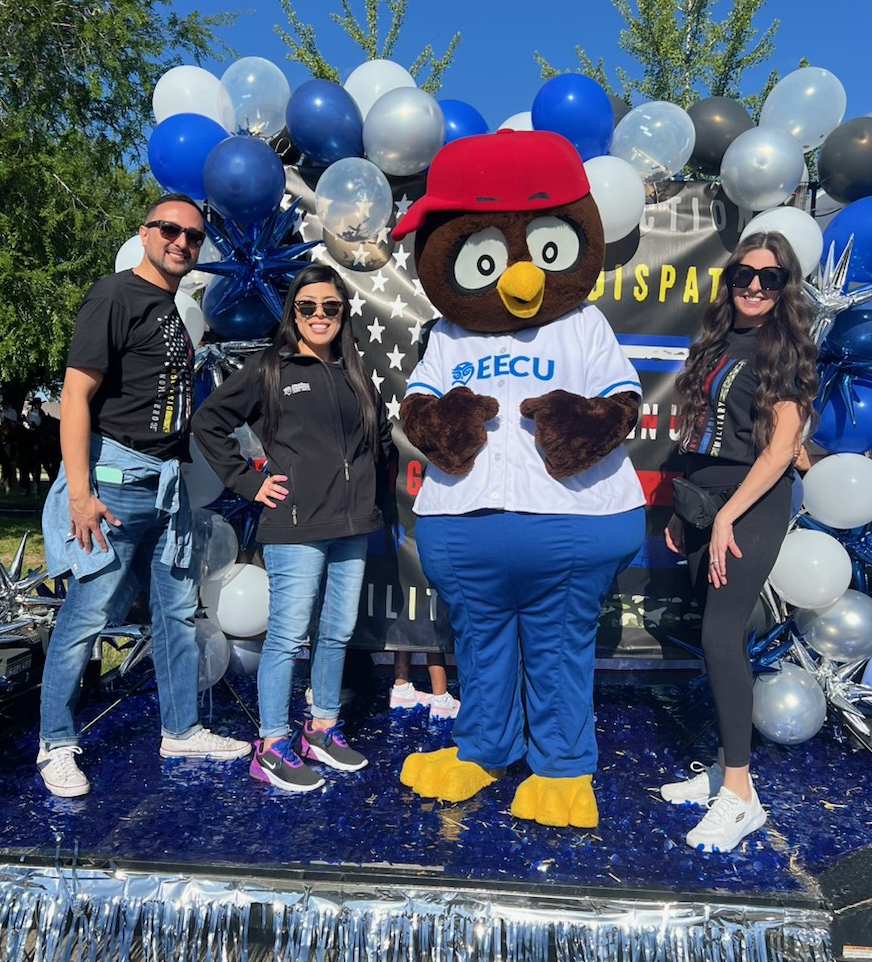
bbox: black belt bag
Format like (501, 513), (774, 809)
(671, 478), (737, 529)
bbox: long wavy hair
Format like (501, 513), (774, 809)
(675, 232), (818, 453)
(258, 264), (379, 455)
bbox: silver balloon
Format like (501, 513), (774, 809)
(752, 661), (827, 744)
(760, 66), (846, 152)
(363, 87), (444, 176)
(720, 126), (805, 211)
(795, 590), (872, 663)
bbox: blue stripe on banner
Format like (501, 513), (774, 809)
(616, 333), (692, 348)
(405, 382), (444, 398)
(628, 359), (686, 373)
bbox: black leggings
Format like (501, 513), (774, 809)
(684, 477), (792, 768)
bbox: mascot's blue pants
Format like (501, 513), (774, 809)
(417, 509), (644, 777)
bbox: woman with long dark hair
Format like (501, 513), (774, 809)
(661, 232), (818, 852)
(194, 264), (395, 792)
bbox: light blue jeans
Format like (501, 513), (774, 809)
(258, 536), (367, 738)
(40, 476), (201, 749)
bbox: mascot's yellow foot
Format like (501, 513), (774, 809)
(400, 747), (502, 802)
(510, 773), (599, 828)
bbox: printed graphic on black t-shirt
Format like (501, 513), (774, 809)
(680, 327), (759, 466)
(67, 271), (193, 461)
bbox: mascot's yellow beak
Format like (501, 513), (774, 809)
(496, 262), (546, 318)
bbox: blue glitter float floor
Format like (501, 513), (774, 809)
(1, 667), (869, 903)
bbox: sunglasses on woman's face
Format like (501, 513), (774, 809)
(144, 220), (206, 247)
(294, 300), (343, 318)
(728, 264), (789, 291)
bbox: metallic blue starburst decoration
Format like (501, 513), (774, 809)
(197, 197), (321, 338)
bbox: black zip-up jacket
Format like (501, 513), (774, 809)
(192, 350), (395, 545)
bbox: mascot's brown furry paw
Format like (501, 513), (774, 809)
(510, 773), (599, 828)
(400, 387), (499, 476)
(400, 747), (503, 802)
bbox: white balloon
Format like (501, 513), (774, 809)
(152, 65), (234, 131)
(174, 290), (206, 345)
(740, 206), (823, 278)
(363, 87), (444, 176)
(720, 126), (805, 211)
(201, 562), (269, 638)
(498, 111), (534, 131)
(585, 155), (646, 243)
(344, 59), (416, 120)
(182, 437), (226, 509)
(760, 67), (847, 152)
(610, 101), (696, 183)
(802, 453), (872, 529)
(768, 528), (852, 609)
(221, 56), (291, 138)
(115, 235), (144, 273)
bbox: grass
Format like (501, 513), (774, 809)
(0, 490), (47, 572)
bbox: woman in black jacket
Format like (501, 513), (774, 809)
(194, 264), (394, 793)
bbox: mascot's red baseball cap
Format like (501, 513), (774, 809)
(393, 128), (592, 240)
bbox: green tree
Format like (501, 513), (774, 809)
(535, 0), (779, 112)
(0, 0), (232, 411)
(276, 0), (461, 93)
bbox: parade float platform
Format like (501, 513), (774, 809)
(0, 668), (869, 961)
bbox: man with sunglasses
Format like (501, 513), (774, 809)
(38, 193), (250, 797)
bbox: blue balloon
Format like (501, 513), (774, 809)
(531, 74), (614, 159)
(148, 113), (229, 198)
(202, 136), (286, 223)
(438, 99), (489, 144)
(821, 197), (872, 287)
(285, 79), (363, 166)
(813, 376), (872, 453)
(823, 305), (872, 362)
(203, 278), (277, 340)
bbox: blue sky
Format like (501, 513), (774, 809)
(173, 0), (869, 130)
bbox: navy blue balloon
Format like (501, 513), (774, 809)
(439, 99), (489, 145)
(203, 278), (277, 340)
(148, 113), (229, 198)
(813, 377), (872, 453)
(202, 136), (286, 223)
(285, 79), (363, 166)
(821, 197), (872, 287)
(823, 305), (872, 362)
(531, 74), (614, 159)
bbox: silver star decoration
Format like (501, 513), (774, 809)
(805, 237), (872, 344)
(194, 340), (268, 389)
(791, 633), (872, 744)
(0, 533), (62, 635)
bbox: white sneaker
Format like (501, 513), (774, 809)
(390, 682), (433, 709)
(686, 784), (767, 853)
(160, 728), (251, 759)
(37, 746), (91, 797)
(429, 691), (461, 719)
(660, 761), (724, 805)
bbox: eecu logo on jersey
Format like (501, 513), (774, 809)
(450, 355), (556, 386)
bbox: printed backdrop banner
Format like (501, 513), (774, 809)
(289, 170), (756, 659)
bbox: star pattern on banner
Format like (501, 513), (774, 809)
(367, 317), (386, 343)
(348, 290), (366, 316)
(395, 194), (413, 217)
(390, 295), (408, 319)
(392, 245), (411, 271)
(385, 395), (402, 420)
(386, 345), (406, 370)
(371, 271), (388, 293)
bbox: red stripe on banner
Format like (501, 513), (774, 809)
(637, 469), (681, 506)
(641, 413), (658, 430)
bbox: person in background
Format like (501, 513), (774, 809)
(661, 232), (818, 853)
(194, 264), (396, 793)
(38, 193), (251, 798)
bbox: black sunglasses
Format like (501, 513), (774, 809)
(294, 300), (343, 318)
(145, 220), (206, 247)
(728, 263), (789, 291)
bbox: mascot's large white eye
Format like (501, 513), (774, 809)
(452, 227), (509, 291)
(525, 217), (581, 272)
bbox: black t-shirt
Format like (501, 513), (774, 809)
(67, 271), (194, 461)
(680, 326), (761, 468)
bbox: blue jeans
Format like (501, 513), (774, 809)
(40, 476), (200, 749)
(258, 536), (367, 738)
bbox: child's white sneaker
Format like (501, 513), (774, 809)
(429, 691), (461, 719)
(390, 682), (433, 709)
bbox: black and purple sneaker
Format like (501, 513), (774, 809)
(249, 737), (325, 793)
(301, 721), (368, 771)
